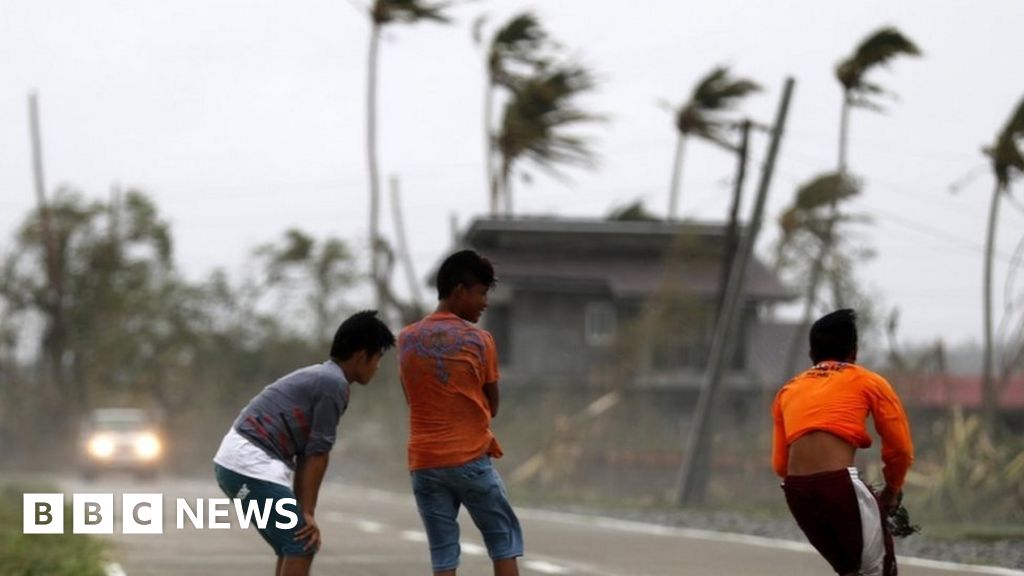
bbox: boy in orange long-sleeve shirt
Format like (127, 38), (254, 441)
(772, 309), (913, 576)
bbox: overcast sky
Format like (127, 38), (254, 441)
(2, 0), (1023, 345)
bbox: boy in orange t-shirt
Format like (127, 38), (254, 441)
(399, 250), (523, 576)
(772, 309), (913, 576)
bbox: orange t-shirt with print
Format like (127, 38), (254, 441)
(399, 312), (502, 471)
(771, 361), (914, 490)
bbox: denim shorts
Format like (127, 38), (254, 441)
(213, 463), (315, 557)
(411, 456), (524, 572)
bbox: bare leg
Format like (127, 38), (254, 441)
(279, 555), (314, 576)
(494, 558), (519, 576)
(434, 570), (456, 576)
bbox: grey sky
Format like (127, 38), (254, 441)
(1, 0), (1022, 344)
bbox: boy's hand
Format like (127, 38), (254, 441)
(879, 485), (900, 513)
(294, 512), (321, 552)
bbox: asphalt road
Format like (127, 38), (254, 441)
(60, 475), (1023, 576)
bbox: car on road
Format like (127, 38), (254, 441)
(80, 408), (164, 480)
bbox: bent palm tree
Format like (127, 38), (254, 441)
(780, 27), (921, 378)
(982, 96), (1024, 439)
(666, 66), (760, 220)
(366, 0), (450, 309)
(778, 172), (863, 376)
(495, 63), (601, 215)
(835, 27), (921, 173)
(475, 12), (553, 215)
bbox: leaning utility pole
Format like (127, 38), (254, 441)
(675, 78), (795, 507)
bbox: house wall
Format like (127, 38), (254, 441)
(486, 290), (777, 391)
(485, 290), (614, 386)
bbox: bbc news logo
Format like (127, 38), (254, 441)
(23, 493), (298, 534)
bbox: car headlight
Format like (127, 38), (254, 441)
(134, 433), (162, 460)
(87, 435), (116, 459)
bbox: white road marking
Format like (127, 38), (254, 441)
(400, 529), (429, 543)
(524, 559), (573, 574)
(354, 519), (387, 534)
(104, 563), (127, 576)
(461, 542), (487, 556)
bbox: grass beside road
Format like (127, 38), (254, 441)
(0, 484), (110, 576)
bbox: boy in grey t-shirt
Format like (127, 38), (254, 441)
(214, 310), (395, 576)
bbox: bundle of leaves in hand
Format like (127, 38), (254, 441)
(886, 491), (920, 538)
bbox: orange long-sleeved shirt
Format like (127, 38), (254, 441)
(771, 361), (914, 491)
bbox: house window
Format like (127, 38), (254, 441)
(585, 302), (617, 346)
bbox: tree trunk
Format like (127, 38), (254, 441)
(484, 75), (499, 217)
(667, 134), (687, 220)
(366, 24), (384, 311)
(501, 156), (513, 218)
(781, 217), (832, 380)
(982, 182), (1002, 440)
(389, 176), (425, 310)
(832, 93), (851, 308)
(838, 93), (851, 175)
(28, 92), (67, 415)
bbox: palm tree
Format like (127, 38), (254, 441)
(665, 66), (760, 220)
(835, 27), (921, 173)
(779, 28), (921, 379)
(495, 63), (601, 215)
(778, 172), (862, 377)
(475, 12), (552, 216)
(365, 0), (450, 309)
(982, 96), (1024, 439)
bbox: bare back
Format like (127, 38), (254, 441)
(786, 430), (857, 476)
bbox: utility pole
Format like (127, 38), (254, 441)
(675, 78), (795, 507)
(715, 119), (752, 321)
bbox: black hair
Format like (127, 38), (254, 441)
(436, 249), (496, 299)
(809, 308), (858, 364)
(329, 310), (396, 360)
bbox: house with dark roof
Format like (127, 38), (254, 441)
(455, 217), (796, 391)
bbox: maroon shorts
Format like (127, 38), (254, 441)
(782, 467), (896, 576)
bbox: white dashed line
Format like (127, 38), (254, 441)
(104, 563), (127, 576)
(400, 529), (429, 543)
(354, 519), (387, 534)
(461, 542), (487, 556)
(524, 559), (573, 574)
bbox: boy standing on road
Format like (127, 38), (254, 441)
(214, 310), (395, 576)
(772, 309), (914, 576)
(399, 250), (524, 576)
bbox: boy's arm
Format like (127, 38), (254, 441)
(483, 381), (499, 417)
(868, 375), (914, 508)
(771, 395), (788, 478)
(293, 382), (344, 549)
(293, 452), (328, 550)
(482, 331), (501, 417)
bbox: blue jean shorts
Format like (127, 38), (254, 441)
(214, 463), (315, 557)
(411, 456), (524, 572)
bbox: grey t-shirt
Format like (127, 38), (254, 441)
(233, 360), (350, 468)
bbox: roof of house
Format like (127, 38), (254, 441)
(460, 217), (793, 301)
(900, 375), (1024, 410)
